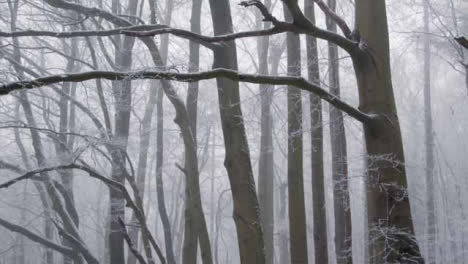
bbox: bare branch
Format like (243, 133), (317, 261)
(252, 0), (357, 52)
(0, 217), (78, 258)
(0, 69), (373, 123)
(239, 0), (280, 25)
(118, 218), (148, 264)
(52, 221), (99, 264)
(313, 0), (352, 39)
(0, 160), (23, 174)
(0, 163), (166, 264)
(37, 0), (357, 53)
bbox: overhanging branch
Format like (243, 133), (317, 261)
(0, 69), (373, 124)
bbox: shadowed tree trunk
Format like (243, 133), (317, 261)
(305, 1), (328, 263)
(423, 2), (435, 263)
(325, 0), (352, 263)
(283, 4), (309, 264)
(188, 0), (214, 262)
(256, 0), (274, 263)
(208, 0), (265, 263)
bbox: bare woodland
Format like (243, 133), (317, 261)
(0, 0), (467, 263)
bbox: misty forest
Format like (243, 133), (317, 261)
(0, 0), (467, 263)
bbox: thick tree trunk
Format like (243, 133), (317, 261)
(208, 0), (265, 263)
(256, 0), (274, 263)
(325, 1), (352, 263)
(304, 2), (329, 264)
(283, 5), (309, 264)
(423, 2), (435, 263)
(353, 1), (424, 262)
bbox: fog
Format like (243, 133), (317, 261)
(0, 0), (466, 263)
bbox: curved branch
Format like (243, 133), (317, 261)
(0, 217), (78, 258)
(0, 69), (373, 124)
(313, 0), (352, 39)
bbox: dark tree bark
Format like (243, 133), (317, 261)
(305, 1), (329, 263)
(352, 0), (424, 262)
(283, 4), (309, 264)
(207, 0), (265, 263)
(325, 0), (352, 263)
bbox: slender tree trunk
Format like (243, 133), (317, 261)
(325, 1), (352, 263)
(126, 80), (158, 264)
(423, 2), (435, 263)
(283, 5), (309, 264)
(304, 2), (328, 264)
(278, 182), (290, 264)
(207, 0), (265, 263)
(54, 35), (79, 264)
(180, 0), (213, 260)
(269, 39), (286, 264)
(108, 0), (138, 262)
(185, 0), (214, 262)
(353, 1), (424, 262)
(256, 1), (274, 263)
(133, 1), (177, 264)
(8, 3), (54, 263)
(155, 84), (177, 264)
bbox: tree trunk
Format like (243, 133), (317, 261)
(207, 0), (265, 263)
(256, 0), (274, 263)
(283, 5), (309, 264)
(325, 1), (352, 263)
(278, 182), (290, 264)
(7, 2), (55, 262)
(126, 79), (158, 264)
(108, 0), (138, 262)
(305, 2), (329, 264)
(155, 83), (177, 264)
(423, 2), (435, 263)
(353, 1), (424, 262)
